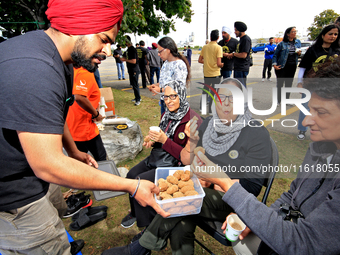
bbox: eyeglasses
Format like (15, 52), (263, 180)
(219, 94), (233, 103)
(161, 94), (179, 101)
(158, 48), (166, 54)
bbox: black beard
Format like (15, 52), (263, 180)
(71, 52), (106, 73)
(223, 35), (230, 41)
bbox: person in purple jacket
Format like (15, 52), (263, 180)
(120, 80), (202, 229)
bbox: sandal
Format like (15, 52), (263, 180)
(72, 206), (108, 221)
(69, 210), (107, 231)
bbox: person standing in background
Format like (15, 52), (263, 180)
(66, 67), (107, 161)
(186, 45), (192, 66)
(262, 37), (276, 82)
(272, 27), (301, 105)
(121, 35), (141, 106)
(218, 26), (238, 78)
(147, 42), (162, 85)
(136, 40), (149, 88)
(198, 29), (223, 113)
(233, 21), (252, 87)
(113, 44), (125, 80)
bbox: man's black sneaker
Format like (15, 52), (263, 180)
(70, 239), (85, 255)
(63, 194), (91, 218)
(297, 131), (306, 140)
(121, 212), (136, 228)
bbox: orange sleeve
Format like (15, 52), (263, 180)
(72, 68), (96, 97)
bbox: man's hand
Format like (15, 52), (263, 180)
(69, 150), (98, 168)
(93, 114), (105, 122)
(273, 65), (281, 70)
(134, 179), (171, 218)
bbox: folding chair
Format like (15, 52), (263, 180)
(194, 137), (279, 254)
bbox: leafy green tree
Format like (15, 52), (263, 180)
(0, 0), (193, 40)
(307, 9), (339, 40)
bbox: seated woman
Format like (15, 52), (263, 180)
(121, 80), (202, 229)
(104, 78), (272, 255)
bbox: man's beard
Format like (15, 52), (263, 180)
(71, 51), (106, 73)
(71, 36), (106, 73)
(223, 35), (230, 41)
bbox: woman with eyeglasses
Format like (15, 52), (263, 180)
(148, 36), (190, 114)
(272, 26), (301, 105)
(107, 78), (271, 255)
(120, 80), (202, 230)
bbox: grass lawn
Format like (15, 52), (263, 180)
(62, 87), (310, 255)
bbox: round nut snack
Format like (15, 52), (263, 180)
(167, 175), (179, 185)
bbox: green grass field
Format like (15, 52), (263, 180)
(62, 87), (310, 255)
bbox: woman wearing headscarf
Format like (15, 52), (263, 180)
(148, 36), (191, 114)
(272, 26), (301, 105)
(106, 78), (271, 255)
(121, 80), (202, 229)
(296, 24), (340, 140)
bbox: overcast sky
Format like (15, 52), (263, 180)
(128, 0), (340, 47)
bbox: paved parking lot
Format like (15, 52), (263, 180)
(98, 52), (307, 138)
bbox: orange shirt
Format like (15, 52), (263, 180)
(66, 67), (100, 141)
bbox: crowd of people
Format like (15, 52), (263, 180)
(1, 0), (340, 254)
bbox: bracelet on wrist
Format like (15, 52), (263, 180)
(184, 146), (194, 153)
(130, 177), (141, 198)
(92, 110), (100, 119)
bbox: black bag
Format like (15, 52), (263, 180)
(145, 147), (180, 169)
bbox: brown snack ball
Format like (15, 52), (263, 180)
(163, 202), (176, 210)
(166, 185), (179, 195)
(173, 191), (185, 198)
(168, 207), (182, 214)
(173, 170), (185, 180)
(159, 181), (169, 192)
(185, 190), (199, 196)
(180, 173), (190, 181)
(183, 205), (196, 213)
(160, 192), (173, 200)
(178, 180), (190, 189)
(194, 146), (205, 156)
(191, 199), (202, 207)
(158, 178), (166, 184)
(176, 201), (189, 207)
(144, 136), (151, 142)
(180, 185), (195, 194)
(167, 175), (179, 185)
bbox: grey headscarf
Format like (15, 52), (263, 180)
(202, 78), (252, 156)
(159, 80), (190, 138)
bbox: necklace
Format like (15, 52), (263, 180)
(322, 47), (329, 53)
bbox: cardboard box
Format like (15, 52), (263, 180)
(105, 100), (115, 116)
(100, 88), (114, 101)
(100, 88), (115, 116)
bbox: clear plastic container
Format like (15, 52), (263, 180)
(154, 167), (206, 218)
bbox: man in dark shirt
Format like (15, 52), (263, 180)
(218, 26), (239, 78)
(0, 1), (168, 254)
(136, 40), (149, 88)
(122, 35), (141, 105)
(187, 45), (192, 66)
(233, 21), (252, 87)
(113, 44), (125, 80)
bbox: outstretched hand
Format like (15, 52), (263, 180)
(134, 179), (171, 218)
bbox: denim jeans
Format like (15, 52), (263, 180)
(298, 93), (309, 132)
(221, 70), (232, 79)
(150, 66), (160, 85)
(116, 62), (125, 79)
(234, 71), (249, 87)
(94, 69), (103, 88)
(160, 99), (166, 115)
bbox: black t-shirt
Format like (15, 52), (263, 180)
(124, 45), (139, 73)
(113, 48), (122, 63)
(299, 45), (340, 75)
(197, 117), (271, 196)
(136, 46), (148, 66)
(0, 30), (73, 211)
(218, 38), (239, 71)
(234, 35), (252, 72)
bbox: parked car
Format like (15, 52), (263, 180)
(299, 41), (313, 58)
(252, 43), (266, 53)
